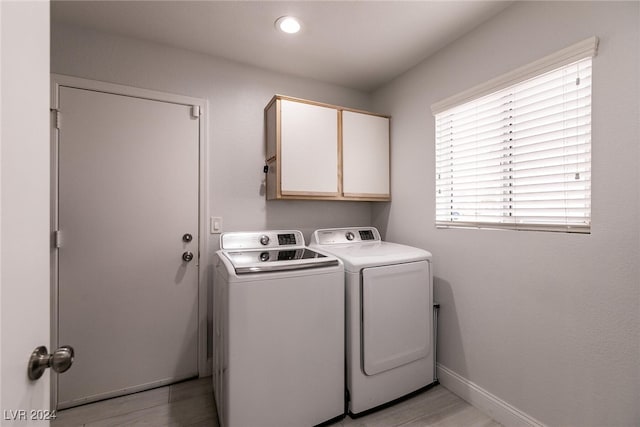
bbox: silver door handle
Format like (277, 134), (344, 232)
(28, 345), (74, 380)
(182, 251), (194, 262)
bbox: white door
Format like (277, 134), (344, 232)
(55, 86), (200, 408)
(0, 1), (52, 425)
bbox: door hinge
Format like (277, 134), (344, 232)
(53, 110), (61, 129)
(191, 106), (200, 119)
(54, 230), (63, 248)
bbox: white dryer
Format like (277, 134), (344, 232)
(310, 227), (434, 416)
(214, 230), (345, 427)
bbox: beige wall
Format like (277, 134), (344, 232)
(372, 2), (639, 425)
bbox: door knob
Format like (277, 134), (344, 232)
(182, 233), (193, 243)
(28, 345), (74, 380)
(182, 251), (194, 262)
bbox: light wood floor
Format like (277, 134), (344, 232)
(52, 378), (501, 427)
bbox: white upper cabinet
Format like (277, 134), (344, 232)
(265, 95), (390, 201)
(342, 110), (390, 198)
(279, 99), (339, 196)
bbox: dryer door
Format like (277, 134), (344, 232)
(361, 260), (431, 375)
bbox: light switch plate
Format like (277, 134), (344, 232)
(210, 216), (222, 234)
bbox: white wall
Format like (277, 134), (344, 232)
(51, 24), (373, 243)
(372, 2), (639, 426)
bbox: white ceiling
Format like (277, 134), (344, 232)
(51, 1), (513, 92)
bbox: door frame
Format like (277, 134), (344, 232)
(50, 74), (210, 408)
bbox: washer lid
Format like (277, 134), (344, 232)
(222, 248), (339, 274)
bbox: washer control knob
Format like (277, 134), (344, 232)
(260, 252), (270, 262)
(345, 232), (355, 241)
(259, 235), (270, 246)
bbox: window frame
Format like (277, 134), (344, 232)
(431, 37), (598, 234)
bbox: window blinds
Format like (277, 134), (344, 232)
(434, 52), (594, 233)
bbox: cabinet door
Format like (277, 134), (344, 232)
(280, 99), (339, 196)
(342, 111), (390, 198)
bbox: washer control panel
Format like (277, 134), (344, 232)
(221, 230), (304, 250)
(310, 227), (381, 245)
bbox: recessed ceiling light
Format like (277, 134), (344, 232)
(275, 16), (301, 34)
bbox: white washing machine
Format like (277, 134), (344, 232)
(310, 227), (434, 416)
(213, 230), (345, 427)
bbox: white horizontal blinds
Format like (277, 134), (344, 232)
(435, 57), (592, 232)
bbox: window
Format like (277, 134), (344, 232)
(432, 37), (598, 233)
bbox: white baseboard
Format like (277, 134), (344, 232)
(437, 364), (546, 427)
